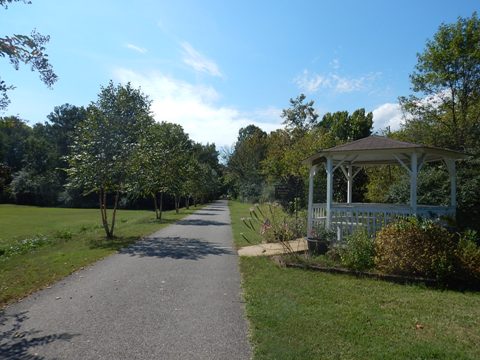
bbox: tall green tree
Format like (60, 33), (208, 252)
(281, 94), (319, 135)
(399, 12), (480, 151)
(319, 108), (373, 141)
(227, 125), (267, 201)
(66, 81), (153, 238)
(0, 0), (57, 109)
(395, 13), (480, 230)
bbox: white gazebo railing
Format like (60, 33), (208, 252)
(310, 203), (455, 239)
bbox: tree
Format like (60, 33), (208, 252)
(66, 81), (153, 238)
(281, 94), (319, 135)
(1, 0), (57, 109)
(319, 108), (373, 141)
(397, 12), (480, 231)
(227, 125), (267, 201)
(0, 116), (31, 172)
(45, 104), (87, 160)
(399, 12), (480, 151)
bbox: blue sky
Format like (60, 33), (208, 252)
(1, 0), (478, 147)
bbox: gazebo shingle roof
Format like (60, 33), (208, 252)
(304, 135), (467, 166)
(322, 135), (421, 152)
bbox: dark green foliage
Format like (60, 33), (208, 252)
(339, 229), (376, 271)
(375, 217), (456, 280)
(226, 125), (267, 202)
(9, 169), (61, 206)
(454, 230), (480, 286)
(318, 108), (373, 142)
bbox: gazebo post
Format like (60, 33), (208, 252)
(307, 165), (317, 237)
(326, 156), (333, 229)
(347, 165), (353, 204)
(410, 152), (418, 215)
(445, 158), (456, 210)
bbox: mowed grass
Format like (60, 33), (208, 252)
(230, 201), (480, 360)
(0, 204), (202, 306)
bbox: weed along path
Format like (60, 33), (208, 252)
(0, 200), (251, 360)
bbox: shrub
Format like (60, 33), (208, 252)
(454, 230), (480, 286)
(339, 229), (375, 271)
(375, 217), (455, 280)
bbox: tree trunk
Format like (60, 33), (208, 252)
(175, 194), (180, 214)
(158, 192), (163, 221)
(99, 188), (113, 238)
(153, 193), (160, 220)
(186, 196), (190, 209)
(109, 191), (119, 238)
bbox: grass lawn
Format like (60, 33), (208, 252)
(230, 201), (480, 360)
(0, 204), (202, 307)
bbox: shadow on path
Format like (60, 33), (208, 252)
(0, 311), (77, 360)
(176, 219), (229, 226)
(119, 237), (232, 260)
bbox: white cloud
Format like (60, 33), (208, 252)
(112, 68), (281, 147)
(294, 69), (379, 94)
(180, 42), (223, 78)
(125, 43), (147, 54)
(294, 70), (330, 93)
(372, 103), (404, 131)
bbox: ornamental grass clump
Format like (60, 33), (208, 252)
(375, 217), (456, 281)
(242, 202), (305, 245)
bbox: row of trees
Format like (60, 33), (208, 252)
(224, 12), (480, 231)
(1, 82), (223, 237)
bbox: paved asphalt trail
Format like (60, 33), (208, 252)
(0, 200), (251, 360)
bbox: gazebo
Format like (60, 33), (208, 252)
(304, 136), (467, 240)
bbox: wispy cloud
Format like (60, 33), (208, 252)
(124, 43), (147, 54)
(180, 42), (222, 77)
(330, 58), (340, 70)
(294, 69), (380, 94)
(372, 103), (404, 131)
(294, 70), (330, 93)
(112, 68), (280, 147)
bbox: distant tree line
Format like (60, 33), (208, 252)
(0, 82), (223, 237)
(224, 12), (480, 231)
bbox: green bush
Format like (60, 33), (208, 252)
(454, 230), (480, 286)
(375, 217), (455, 280)
(339, 229), (375, 271)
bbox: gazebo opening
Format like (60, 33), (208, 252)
(304, 136), (467, 240)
